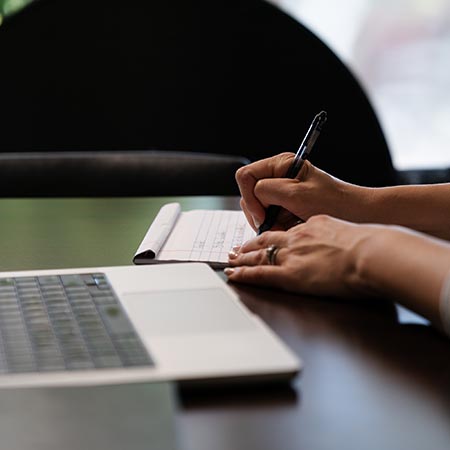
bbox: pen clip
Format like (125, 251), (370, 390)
(286, 111), (327, 179)
(303, 129), (321, 157)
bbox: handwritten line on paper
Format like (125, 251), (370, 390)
(133, 203), (255, 267)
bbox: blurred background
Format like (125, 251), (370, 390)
(2, 0), (450, 172)
(270, 0), (450, 171)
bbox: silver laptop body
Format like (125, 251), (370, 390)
(0, 263), (300, 388)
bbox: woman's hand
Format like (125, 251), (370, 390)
(235, 153), (371, 231)
(226, 214), (450, 331)
(225, 215), (376, 298)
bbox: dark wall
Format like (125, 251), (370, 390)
(0, 0), (396, 186)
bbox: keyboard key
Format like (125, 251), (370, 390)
(0, 273), (153, 374)
(38, 276), (61, 285)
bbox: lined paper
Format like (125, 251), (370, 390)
(134, 203), (255, 267)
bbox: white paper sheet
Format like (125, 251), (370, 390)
(134, 203), (255, 267)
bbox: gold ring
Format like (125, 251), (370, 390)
(266, 245), (280, 265)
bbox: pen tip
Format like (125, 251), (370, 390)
(313, 111), (327, 132)
(317, 110), (328, 122)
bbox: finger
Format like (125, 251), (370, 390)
(236, 153), (295, 190)
(224, 265), (287, 290)
(229, 246), (287, 267)
(295, 159), (312, 182)
(236, 153), (295, 227)
(239, 201), (288, 233)
(254, 178), (303, 211)
(240, 198), (259, 231)
(228, 248), (268, 267)
(239, 230), (288, 253)
(253, 160), (313, 211)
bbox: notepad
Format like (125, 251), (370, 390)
(133, 203), (255, 268)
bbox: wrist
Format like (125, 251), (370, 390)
(352, 225), (450, 326)
(337, 182), (377, 224)
(350, 225), (395, 297)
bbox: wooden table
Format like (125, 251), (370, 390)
(0, 197), (449, 450)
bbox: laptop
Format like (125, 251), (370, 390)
(0, 263), (300, 388)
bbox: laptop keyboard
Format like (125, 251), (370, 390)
(0, 273), (153, 374)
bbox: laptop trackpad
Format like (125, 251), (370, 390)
(123, 288), (256, 336)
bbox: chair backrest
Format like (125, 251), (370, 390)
(0, 0), (397, 189)
(0, 151), (248, 196)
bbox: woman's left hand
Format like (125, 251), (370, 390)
(226, 215), (378, 298)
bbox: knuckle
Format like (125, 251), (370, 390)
(234, 266), (248, 279)
(234, 167), (246, 185)
(308, 214), (331, 225)
(254, 179), (265, 197)
(265, 153), (293, 176)
(247, 266), (264, 280)
(257, 232), (271, 247)
(277, 152), (295, 171)
(279, 152), (295, 161)
(299, 160), (312, 179)
(235, 166), (245, 181)
(286, 183), (299, 202)
(235, 166), (252, 185)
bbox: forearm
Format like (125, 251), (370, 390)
(349, 183), (450, 240)
(354, 226), (450, 329)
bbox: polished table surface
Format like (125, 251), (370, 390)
(0, 196), (449, 450)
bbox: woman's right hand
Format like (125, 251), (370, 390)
(235, 152), (372, 231)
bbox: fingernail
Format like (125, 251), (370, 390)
(224, 267), (235, 276)
(228, 250), (238, 259)
(232, 245), (241, 252)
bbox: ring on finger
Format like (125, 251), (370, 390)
(266, 244), (280, 265)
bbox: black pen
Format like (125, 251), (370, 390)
(258, 110), (328, 235)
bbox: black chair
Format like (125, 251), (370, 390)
(0, 151), (248, 197)
(0, 0), (397, 195)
